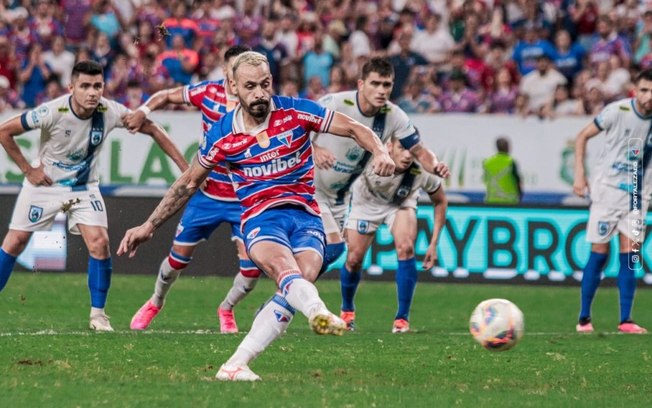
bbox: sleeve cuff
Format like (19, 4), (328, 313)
(593, 117), (603, 131)
(20, 112), (31, 131)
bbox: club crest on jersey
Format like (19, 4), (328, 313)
(357, 220), (370, 234)
(247, 227), (261, 240)
(345, 147), (363, 162)
(628, 148), (641, 160)
(598, 221), (609, 236)
(395, 186), (410, 198)
(90, 130), (103, 146)
(277, 130), (293, 148)
(175, 224), (184, 237)
(256, 131), (270, 148)
(28, 205), (43, 223)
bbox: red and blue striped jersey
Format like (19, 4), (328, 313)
(198, 95), (334, 226)
(183, 79), (239, 201)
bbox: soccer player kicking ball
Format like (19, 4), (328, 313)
(0, 61), (188, 331)
(573, 68), (652, 334)
(117, 52), (395, 381)
(122, 46), (262, 334)
(341, 137), (448, 333)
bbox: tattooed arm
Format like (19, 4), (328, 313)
(117, 157), (211, 258)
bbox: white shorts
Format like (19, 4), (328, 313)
(346, 203), (409, 235)
(586, 184), (648, 244)
(9, 183), (108, 235)
(315, 190), (348, 235)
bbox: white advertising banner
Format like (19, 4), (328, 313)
(0, 111), (603, 200)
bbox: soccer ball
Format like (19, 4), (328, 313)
(469, 298), (524, 352)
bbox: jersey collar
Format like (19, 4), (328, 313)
(630, 99), (652, 120)
(232, 97), (276, 135)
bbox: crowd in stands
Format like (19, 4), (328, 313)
(1, 0), (652, 118)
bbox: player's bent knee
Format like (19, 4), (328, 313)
(2, 231), (32, 256)
(395, 243), (415, 259)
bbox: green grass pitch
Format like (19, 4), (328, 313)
(1, 272), (650, 407)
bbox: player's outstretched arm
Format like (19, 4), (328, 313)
(138, 119), (189, 172)
(327, 111), (395, 176)
(409, 143), (450, 178)
(117, 158), (210, 258)
(0, 115), (52, 186)
(124, 87), (185, 133)
(423, 186), (448, 270)
(573, 121), (601, 197)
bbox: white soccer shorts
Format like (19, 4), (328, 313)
(9, 183), (108, 235)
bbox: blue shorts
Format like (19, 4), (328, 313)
(173, 191), (243, 245)
(242, 205), (326, 259)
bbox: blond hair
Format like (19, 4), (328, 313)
(232, 51), (270, 78)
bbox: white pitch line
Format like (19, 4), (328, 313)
(0, 330), (646, 337)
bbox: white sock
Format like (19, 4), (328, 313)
(278, 272), (326, 318)
(220, 272), (259, 310)
(152, 257), (183, 307)
(90, 307), (105, 317)
(226, 294), (295, 367)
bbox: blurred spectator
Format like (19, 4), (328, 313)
(388, 31), (428, 101)
(275, 13), (299, 60)
(349, 15), (373, 59)
(280, 78), (300, 97)
(89, 0), (124, 43)
(236, 0), (264, 47)
(634, 10), (652, 68)
(0, 36), (17, 89)
(458, 12), (486, 61)
(568, 0), (599, 51)
(119, 79), (149, 110)
(300, 75), (327, 100)
(512, 22), (555, 76)
(192, 51), (224, 82)
(553, 29), (585, 84)
(589, 15), (631, 69)
(92, 32), (115, 80)
(482, 40), (519, 92)
(193, 0), (221, 50)
(19, 44), (52, 108)
(8, 7), (33, 64)
(43, 35), (75, 87)
(437, 70), (484, 113)
(519, 55), (567, 115)
(254, 20), (289, 88)
(411, 13), (455, 67)
(36, 75), (64, 105)
(0, 75), (22, 112)
(155, 34), (199, 86)
(326, 65), (350, 94)
(487, 67), (519, 114)
(60, 0), (93, 48)
(105, 53), (131, 100)
(302, 29), (334, 90)
(580, 82), (606, 115)
(542, 84), (584, 119)
(162, 2), (198, 49)
(30, 0), (62, 49)
(323, 20), (348, 59)
(398, 79), (438, 113)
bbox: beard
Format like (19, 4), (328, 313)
(243, 99), (270, 119)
